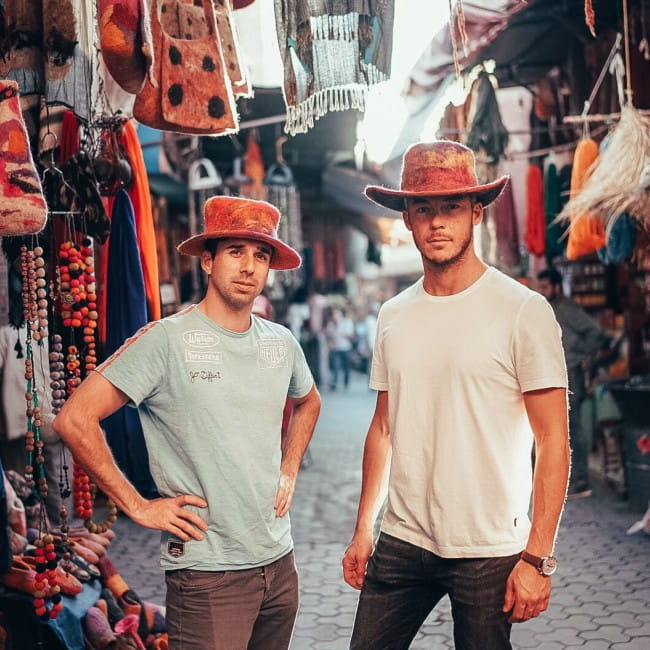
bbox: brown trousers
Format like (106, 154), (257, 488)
(165, 551), (299, 650)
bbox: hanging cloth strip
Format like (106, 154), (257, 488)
(565, 138), (606, 260)
(274, 0), (395, 135)
(544, 163), (567, 264)
(524, 163), (545, 257)
(102, 189), (156, 497)
(121, 119), (161, 322)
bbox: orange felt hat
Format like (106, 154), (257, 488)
(177, 196), (301, 270)
(365, 140), (509, 212)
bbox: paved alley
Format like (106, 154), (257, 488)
(108, 373), (650, 649)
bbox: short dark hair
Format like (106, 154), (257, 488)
(204, 239), (220, 257)
(537, 268), (563, 286)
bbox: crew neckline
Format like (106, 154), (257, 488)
(416, 266), (494, 302)
(190, 304), (253, 337)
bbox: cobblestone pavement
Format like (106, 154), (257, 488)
(108, 373), (650, 649)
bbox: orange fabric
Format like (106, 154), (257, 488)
(524, 164), (545, 256)
(121, 120), (161, 321)
(566, 138), (606, 260)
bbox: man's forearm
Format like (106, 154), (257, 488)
(280, 389), (321, 477)
(527, 438), (570, 556)
(54, 415), (147, 518)
(354, 428), (391, 536)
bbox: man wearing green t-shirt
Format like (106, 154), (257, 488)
(54, 197), (321, 649)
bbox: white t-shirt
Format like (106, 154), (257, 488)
(370, 267), (567, 558)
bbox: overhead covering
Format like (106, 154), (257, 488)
(389, 0), (643, 161)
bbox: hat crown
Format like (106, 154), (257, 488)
(401, 141), (479, 194)
(204, 197), (280, 238)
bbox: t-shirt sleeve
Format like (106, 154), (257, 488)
(96, 321), (168, 406)
(288, 335), (314, 398)
(369, 308), (388, 391)
(513, 294), (568, 392)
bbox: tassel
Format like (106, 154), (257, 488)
(14, 336), (23, 359)
(585, 0), (596, 37)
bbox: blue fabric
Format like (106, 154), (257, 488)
(47, 580), (103, 650)
(597, 212), (637, 264)
(102, 189), (156, 496)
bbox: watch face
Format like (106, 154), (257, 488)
(541, 557), (558, 576)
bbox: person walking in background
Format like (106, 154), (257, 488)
(325, 306), (355, 390)
(343, 141), (570, 650)
(54, 197), (321, 650)
(537, 267), (607, 499)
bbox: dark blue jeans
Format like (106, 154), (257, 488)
(568, 365), (589, 488)
(350, 533), (520, 650)
(329, 349), (351, 389)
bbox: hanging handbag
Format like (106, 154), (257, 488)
(133, 0), (239, 135)
(0, 80), (47, 236)
(98, 0), (155, 94)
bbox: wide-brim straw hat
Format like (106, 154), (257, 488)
(177, 196), (301, 270)
(365, 140), (509, 212)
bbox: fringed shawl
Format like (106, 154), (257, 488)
(274, 0), (394, 135)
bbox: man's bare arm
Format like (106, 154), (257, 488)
(275, 384), (321, 517)
(53, 372), (208, 540)
(504, 386), (570, 622)
(343, 390), (391, 589)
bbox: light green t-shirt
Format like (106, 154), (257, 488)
(98, 305), (314, 571)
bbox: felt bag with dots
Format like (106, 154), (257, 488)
(133, 0), (238, 135)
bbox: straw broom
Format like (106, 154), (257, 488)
(559, 0), (650, 234)
(558, 105), (650, 234)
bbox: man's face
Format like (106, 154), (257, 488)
(403, 195), (482, 269)
(200, 238), (272, 311)
(537, 278), (559, 302)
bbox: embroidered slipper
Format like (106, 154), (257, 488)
(84, 606), (118, 650)
(115, 613), (146, 650)
(20, 555), (83, 596)
(70, 553), (101, 580)
(0, 556), (41, 596)
(99, 556), (130, 598)
(101, 586), (126, 626)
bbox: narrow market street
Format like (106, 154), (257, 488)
(108, 372), (650, 650)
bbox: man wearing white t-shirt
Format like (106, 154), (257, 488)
(343, 141), (570, 650)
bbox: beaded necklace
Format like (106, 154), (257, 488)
(57, 237), (117, 533)
(21, 244), (62, 619)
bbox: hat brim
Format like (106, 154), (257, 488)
(177, 230), (302, 271)
(364, 176), (510, 212)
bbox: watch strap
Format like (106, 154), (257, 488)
(520, 550), (544, 571)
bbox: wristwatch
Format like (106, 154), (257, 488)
(520, 550), (558, 576)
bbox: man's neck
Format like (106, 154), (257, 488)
(197, 294), (252, 333)
(422, 255), (488, 297)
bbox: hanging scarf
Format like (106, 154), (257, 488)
(525, 163), (545, 256)
(102, 189), (155, 497)
(566, 138), (606, 260)
(493, 180), (520, 271)
(544, 163), (567, 263)
(274, 0), (394, 135)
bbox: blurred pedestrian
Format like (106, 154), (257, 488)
(537, 267), (607, 499)
(343, 141), (570, 649)
(325, 307), (355, 390)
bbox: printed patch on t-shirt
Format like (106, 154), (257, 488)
(183, 330), (219, 348)
(189, 370), (221, 383)
(167, 540), (185, 557)
(257, 339), (288, 368)
(185, 350), (223, 363)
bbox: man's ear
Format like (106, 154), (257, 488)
(472, 202), (484, 226)
(199, 250), (213, 274)
(402, 210), (412, 232)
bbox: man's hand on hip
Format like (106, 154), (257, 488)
(131, 495), (209, 541)
(503, 560), (551, 623)
(342, 532), (374, 590)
